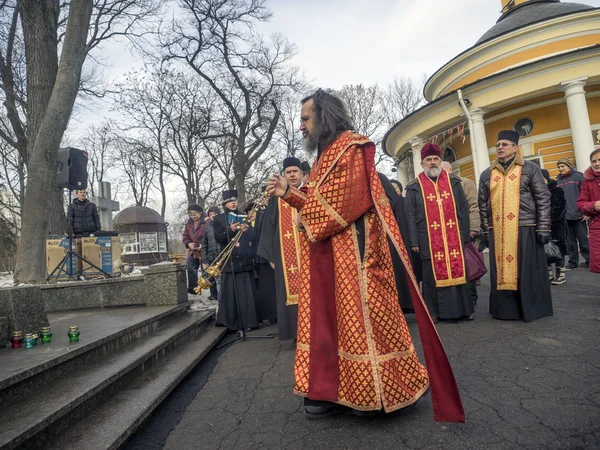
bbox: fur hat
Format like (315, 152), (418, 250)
(207, 206), (220, 215)
(497, 130), (520, 145)
(283, 157), (302, 171)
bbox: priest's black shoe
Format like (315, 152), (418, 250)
(304, 399), (348, 420)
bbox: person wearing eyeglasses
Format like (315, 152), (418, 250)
(478, 130), (553, 323)
(67, 189), (101, 237)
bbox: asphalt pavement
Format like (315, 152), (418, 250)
(126, 265), (600, 450)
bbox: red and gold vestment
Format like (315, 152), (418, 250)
(283, 131), (464, 422)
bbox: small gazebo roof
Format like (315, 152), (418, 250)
(114, 205), (165, 226)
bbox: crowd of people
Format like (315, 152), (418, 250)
(182, 89), (600, 422)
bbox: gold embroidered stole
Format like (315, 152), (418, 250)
(490, 163), (522, 290)
(278, 197), (302, 305)
(417, 171), (467, 287)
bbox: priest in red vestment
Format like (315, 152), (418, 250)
(267, 89), (464, 422)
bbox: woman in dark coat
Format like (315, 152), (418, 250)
(541, 169), (569, 284)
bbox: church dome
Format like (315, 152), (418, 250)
(476, 0), (594, 45)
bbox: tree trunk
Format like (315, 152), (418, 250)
(14, 0), (94, 284)
(19, 0), (65, 235)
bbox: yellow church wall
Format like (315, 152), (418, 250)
(446, 34), (600, 93)
(534, 136), (575, 178)
(426, 10), (600, 100)
(588, 96), (600, 124)
(387, 49), (600, 159)
(484, 103), (570, 149)
(458, 160), (475, 181)
(485, 92), (563, 118)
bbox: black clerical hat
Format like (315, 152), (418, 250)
(497, 130), (520, 145)
(221, 189), (238, 204)
(300, 161), (311, 173)
(283, 157), (302, 170)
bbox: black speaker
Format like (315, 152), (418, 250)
(56, 147), (88, 190)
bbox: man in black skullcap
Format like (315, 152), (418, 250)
(257, 156), (304, 341)
(300, 160), (311, 185)
(478, 130), (553, 322)
(213, 189), (259, 331)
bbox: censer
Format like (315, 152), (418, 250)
(196, 191), (270, 293)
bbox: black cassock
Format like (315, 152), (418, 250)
(378, 173), (415, 313)
(213, 211), (259, 331)
(254, 208), (278, 324)
(405, 174), (474, 320)
(256, 197), (298, 341)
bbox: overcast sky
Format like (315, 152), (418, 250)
(74, 0), (600, 220)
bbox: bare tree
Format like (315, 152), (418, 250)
(384, 75), (426, 128)
(113, 67), (173, 217)
(116, 139), (155, 208)
(79, 119), (116, 197)
(274, 91), (305, 159)
(0, 0), (160, 282)
(14, 0), (94, 284)
(163, 0), (302, 203)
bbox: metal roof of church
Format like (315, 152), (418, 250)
(476, 0), (594, 45)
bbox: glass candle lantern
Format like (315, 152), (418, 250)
(68, 326), (80, 343)
(11, 331), (23, 348)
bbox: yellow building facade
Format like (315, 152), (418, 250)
(384, 0), (600, 185)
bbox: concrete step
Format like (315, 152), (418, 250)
(0, 303), (190, 408)
(46, 324), (227, 450)
(0, 310), (218, 450)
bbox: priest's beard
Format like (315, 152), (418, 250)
(425, 166), (442, 178)
(303, 123), (323, 156)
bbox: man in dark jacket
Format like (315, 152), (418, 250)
(479, 130), (553, 322)
(201, 206), (220, 300)
(68, 190), (101, 237)
(213, 189), (259, 331)
(556, 158), (590, 269)
(182, 204), (207, 295)
(406, 143), (473, 323)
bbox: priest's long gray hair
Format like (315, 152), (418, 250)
(301, 89), (354, 154)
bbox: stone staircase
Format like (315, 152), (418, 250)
(0, 302), (226, 450)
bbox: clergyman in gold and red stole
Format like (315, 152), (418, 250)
(489, 162), (521, 290)
(478, 130), (553, 323)
(405, 143), (473, 324)
(277, 196), (301, 305)
(256, 156), (305, 341)
(267, 89), (465, 423)
(417, 170), (467, 287)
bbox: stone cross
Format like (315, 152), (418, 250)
(91, 181), (120, 231)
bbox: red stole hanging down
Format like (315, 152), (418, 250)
(306, 133), (465, 423)
(417, 171), (467, 287)
(277, 197), (302, 305)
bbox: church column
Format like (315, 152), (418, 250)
(560, 78), (595, 172)
(396, 157), (409, 193)
(409, 137), (425, 178)
(470, 108), (490, 183)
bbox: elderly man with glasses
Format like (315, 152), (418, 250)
(478, 130), (553, 323)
